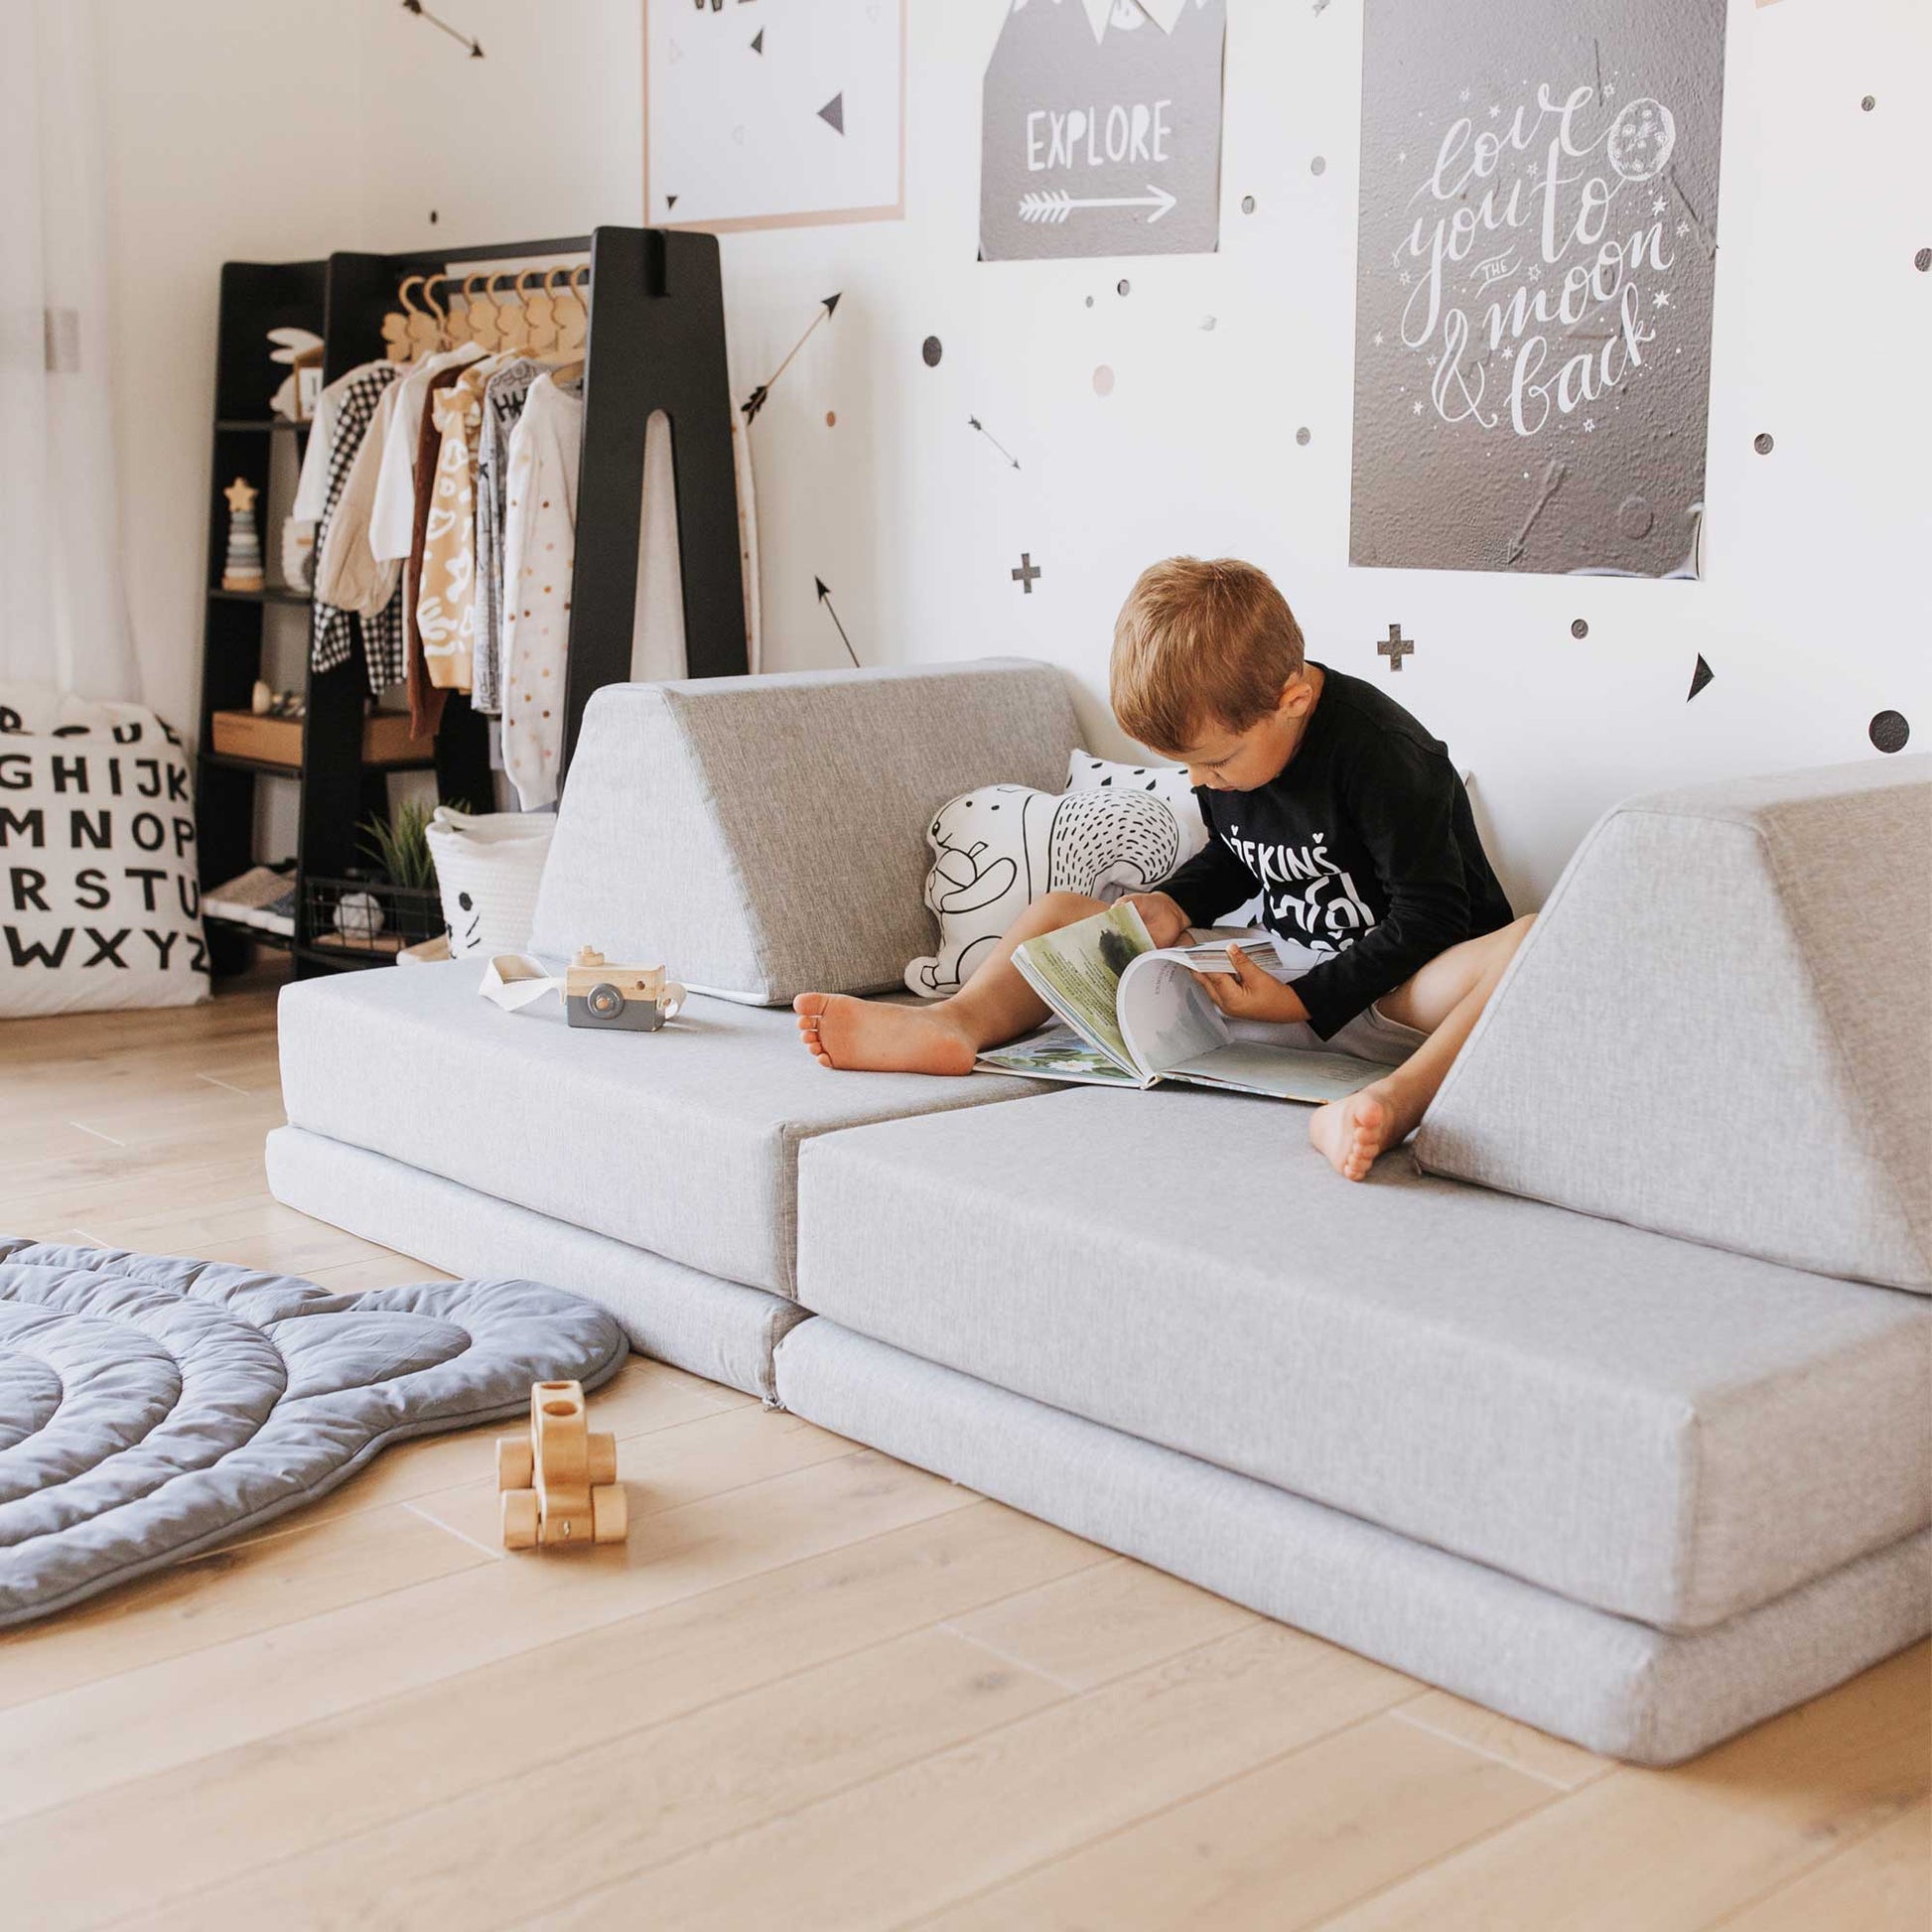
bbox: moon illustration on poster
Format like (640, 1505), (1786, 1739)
(1605, 98), (1676, 181)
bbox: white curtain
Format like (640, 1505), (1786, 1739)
(0, 0), (138, 701)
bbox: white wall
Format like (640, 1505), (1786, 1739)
(101, 0), (1931, 905)
(97, 0), (644, 742)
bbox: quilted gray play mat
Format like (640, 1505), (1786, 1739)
(0, 1237), (626, 1627)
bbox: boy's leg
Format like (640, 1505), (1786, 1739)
(1309, 913), (1535, 1180)
(795, 892), (1108, 1074)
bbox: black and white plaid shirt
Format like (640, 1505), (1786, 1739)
(310, 361), (405, 694)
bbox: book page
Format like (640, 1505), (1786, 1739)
(1115, 948), (1229, 1079)
(1149, 930), (1288, 977)
(1009, 899), (1153, 1074)
(1164, 1040), (1385, 1103)
(976, 1027), (1145, 1085)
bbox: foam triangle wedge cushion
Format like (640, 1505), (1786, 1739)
(1415, 757), (1932, 1291)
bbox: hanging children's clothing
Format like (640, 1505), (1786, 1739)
(472, 356), (549, 717)
(499, 369), (584, 809)
(309, 360), (405, 695)
(417, 355), (507, 698)
(402, 363), (470, 739)
(369, 341), (486, 569)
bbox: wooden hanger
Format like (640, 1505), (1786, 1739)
(518, 267), (558, 354)
(484, 273), (528, 352)
(463, 270), (500, 350)
(384, 274), (436, 361)
(551, 265), (588, 354)
(422, 275), (454, 349)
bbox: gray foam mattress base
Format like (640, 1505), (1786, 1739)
(265, 1126), (805, 1403)
(773, 1317), (1932, 1764)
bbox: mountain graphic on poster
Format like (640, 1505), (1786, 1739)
(981, 0), (1225, 262)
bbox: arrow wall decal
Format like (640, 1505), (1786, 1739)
(815, 578), (861, 668)
(742, 294), (841, 422)
(967, 416), (1021, 471)
(1017, 184), (1177, 225)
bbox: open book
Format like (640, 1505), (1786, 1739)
(976, 901), (1386, 1103)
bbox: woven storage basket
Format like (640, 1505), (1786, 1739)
(425, 807), (555, 958)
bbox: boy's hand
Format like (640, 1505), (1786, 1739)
(1200, 945), (1309, 1024)
(1120, 892), (1191, 949)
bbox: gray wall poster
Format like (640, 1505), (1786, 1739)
(980, 0), (1225, 263)
(1349, 0), (1726, 577)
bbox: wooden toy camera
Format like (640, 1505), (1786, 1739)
(497, 1379), (628, 1550)
(564, 947), (686, 1033)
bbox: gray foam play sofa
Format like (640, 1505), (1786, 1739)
(268, 659), (1932, 1763)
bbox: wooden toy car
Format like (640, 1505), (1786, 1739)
(496, 1379), (627, 1550)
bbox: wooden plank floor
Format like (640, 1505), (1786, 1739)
(1, 971), (1926, 1931)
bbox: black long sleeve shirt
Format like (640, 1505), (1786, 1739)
(1161, 664), (1513, 1038)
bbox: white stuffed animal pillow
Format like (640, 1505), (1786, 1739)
(903, 751), (1209, 997)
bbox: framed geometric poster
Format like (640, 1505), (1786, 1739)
(1349, 0), (1726, 576)
(644, 0), (904, 231)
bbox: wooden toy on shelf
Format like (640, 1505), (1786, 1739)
(220, 478), (265, 592)
(496, 1380), (627, 1550)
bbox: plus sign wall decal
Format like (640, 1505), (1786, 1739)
(1377, 622), (1415, 672)
(1012, 552), (1042, 594)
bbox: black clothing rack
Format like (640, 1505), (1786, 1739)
(194, 227), (746, 979)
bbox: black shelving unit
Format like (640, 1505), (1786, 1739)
(196, 257), (327, 976)
(195, 227), (747, 981)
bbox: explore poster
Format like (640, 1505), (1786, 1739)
(1349, 0), (1726, 577)
(980, 0), (1226, 263)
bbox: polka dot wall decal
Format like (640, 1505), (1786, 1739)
(1092, 365), (1115, 396)
(1241, 195), (1256, 213)
(1084, 295), (1094, 308)
(921, 336), (942, 367)
(1862, 94), (1875, 111)
(1753, 432), (1774, 455)
(1311, 156), (1326, 175)
(1616, 493), (1654, 539)
(1571, 619), (1588, 639)
(1869, 710), (1911, 754)
(1916, 247), (1931, 273)
(1200, 315), (1217, 331)
(824, 410), (836, 427)
(1117, 278), (1132, 297)
(1296, 426), (1311, 446)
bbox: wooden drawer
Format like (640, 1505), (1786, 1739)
(209, 710), (435, 767)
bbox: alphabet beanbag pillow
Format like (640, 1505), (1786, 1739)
(0, 686), (208, 1017)
(903, 751), (1208, 997)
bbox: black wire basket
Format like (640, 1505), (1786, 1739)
(303, 875), (445, 957)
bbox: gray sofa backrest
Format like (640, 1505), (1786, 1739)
(529, 659), (1081, 1004)
(1416, 755), (1932, 1291)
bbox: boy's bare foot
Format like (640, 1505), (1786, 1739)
(793, 993), (979, 1076)
(1309, 1081), (1405, 1181)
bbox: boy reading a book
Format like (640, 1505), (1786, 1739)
(795, 557), (1533, 1180)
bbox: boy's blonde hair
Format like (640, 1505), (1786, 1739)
(1110, 557), (1305, 755)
